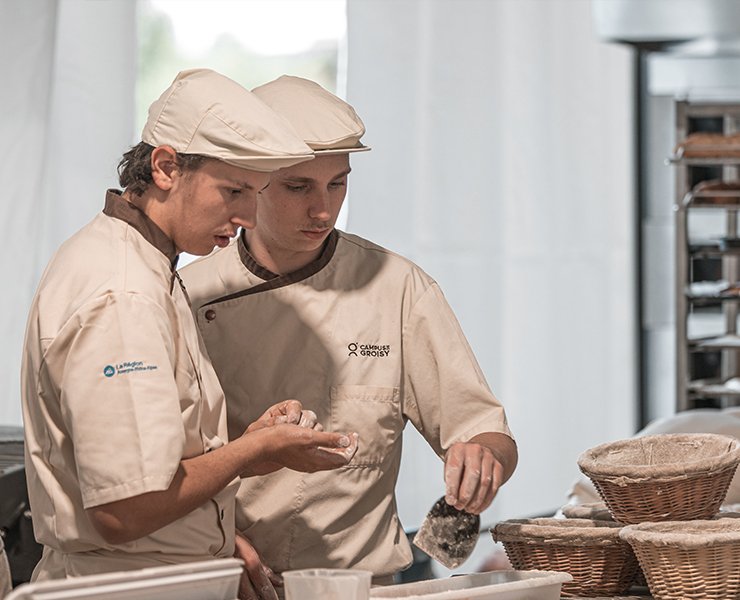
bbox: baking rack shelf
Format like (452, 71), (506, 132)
(675, 101), (740, 411)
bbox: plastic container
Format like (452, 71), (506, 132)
(5, 558), (242, 600)
(369, 570), (572, 600)
(283, 568), (373, 600)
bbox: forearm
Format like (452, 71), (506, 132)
(468, 431), (518, 483)
(87, 436), (259, 544)
(87, 423), (355, 544)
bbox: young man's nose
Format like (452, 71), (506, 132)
(231, 198), (257, 230)
(308, 189), (331, 220)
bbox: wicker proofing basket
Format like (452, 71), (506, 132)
(620, 518), (740, 600)
(560, 503), (648, 589)
(577, 433), (740, 524)
(491, 518), (639, 597)
(560, 502), (614, 521)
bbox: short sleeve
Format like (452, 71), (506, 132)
(50, 292), (186, 508)
(402, 283), (513, 456)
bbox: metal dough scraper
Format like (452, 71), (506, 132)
(412, 496), (480, 569)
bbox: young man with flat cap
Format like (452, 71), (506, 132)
(21, 69), (358, 582)
(180, 75), (518, 596)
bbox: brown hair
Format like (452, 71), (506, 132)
(117, 142), (207, 197)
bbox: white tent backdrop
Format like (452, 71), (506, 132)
(345, 0), (637, 539)
(1, 0), (636, 564)
(0, 0), (136, 426)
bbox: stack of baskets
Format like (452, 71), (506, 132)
(491, 517), (639, 597)
(578, 433), (740, 599)
(492, 433), (740, 598)
(559, 500), (650, 590)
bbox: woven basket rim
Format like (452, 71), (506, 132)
(492, 518), (623, 544)
(619, 517), (740, 547)
(560, 502), (615, 521)
(577, 433), (740, 480)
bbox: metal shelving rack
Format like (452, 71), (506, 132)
(674, 101), (740, 412)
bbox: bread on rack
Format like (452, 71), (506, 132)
(675, 132), (740, 158)
(691, 178), (740, 204)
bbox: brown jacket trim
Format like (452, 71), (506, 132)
(202, 229), (338, 307)
(237, 231), (280, 281)
(103, 189), (178, 268)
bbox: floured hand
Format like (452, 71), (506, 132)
(247, 400), (304, 433)
(234, 530), (281, 600)
(444, 442), (502, 514)
(247, 402), (324, 433)
(242, 425), (359, 476)
(443, 432), (517, 514)
(316, 431), (359, 462)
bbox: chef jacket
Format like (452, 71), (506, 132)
(179, 229), (513, 577)
(21, 191), (237, 580)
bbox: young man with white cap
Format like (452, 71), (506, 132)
(180, 75), (518, 596)
(21, 69), (358, 582)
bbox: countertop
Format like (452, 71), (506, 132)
(566, 591), (652, 599)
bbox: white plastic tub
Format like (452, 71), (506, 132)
(5, 558), (243, 600)
(370, 570), (573, 600)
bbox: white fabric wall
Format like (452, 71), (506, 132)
(1, 0), (636, 535)
(345, 0), (637, 529)
(0, 0), (136, 426)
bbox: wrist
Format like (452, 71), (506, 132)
(232, 429), (270, 472)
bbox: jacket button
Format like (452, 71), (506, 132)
(205, 309), (216, 322)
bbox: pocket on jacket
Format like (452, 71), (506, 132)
(330, 385), (402, 466)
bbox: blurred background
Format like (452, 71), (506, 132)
(3, 0), (739, 579)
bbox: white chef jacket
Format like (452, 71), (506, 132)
(21, 191), (238, 580)
(180, 229), (513, 577)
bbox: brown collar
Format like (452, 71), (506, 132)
(201, 229), (338, 307)
(238, 229), (338, 285)
(103, 190), (178, 268)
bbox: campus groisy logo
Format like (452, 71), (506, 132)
(347, 342), (391, 358)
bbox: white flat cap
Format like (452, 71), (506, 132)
(252, 75), (370, 154)
(142, 69), (314, 172)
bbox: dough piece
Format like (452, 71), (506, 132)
(676, 132), (740, 158)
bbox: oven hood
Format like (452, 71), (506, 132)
(593, 0), (740, 99)
(592, 0), (740, 45)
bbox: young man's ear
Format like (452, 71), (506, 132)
(150, 146), (180, 191)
